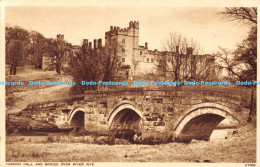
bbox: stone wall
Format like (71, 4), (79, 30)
(22, 86), (254, 141)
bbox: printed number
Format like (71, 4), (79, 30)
(245, 164), (255, 167)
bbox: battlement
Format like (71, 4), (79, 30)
(146, 49), (161, 55)
(57, 34), (64, 40)
(129, 21), (139, 28)
(105, 21), (139, 37)
(137, 43), (197, 57)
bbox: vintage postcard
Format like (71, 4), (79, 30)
(0, 0), (259, 166)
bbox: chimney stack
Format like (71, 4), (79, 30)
(83, 39), (88, 46)
(145, 42), (148, 49)
(89, 42), (92, 49)
(94, 39), (97, 49)
(176, 46), (179, 53)
(98, 39), (102, 48)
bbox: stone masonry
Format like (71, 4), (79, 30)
(23, 86), (255, 142)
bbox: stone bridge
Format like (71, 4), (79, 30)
(25, 86), (255, 142)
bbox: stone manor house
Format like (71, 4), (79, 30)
(43, 21), (215, 79)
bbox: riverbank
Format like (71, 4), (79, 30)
(6, 124), (256, 162)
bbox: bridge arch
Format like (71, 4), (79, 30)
(108, 103), (143, 132)
(174, 103), (239, 142)
(68, 107), (85, 127)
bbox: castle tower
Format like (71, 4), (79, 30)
(105, 21), (139, 76)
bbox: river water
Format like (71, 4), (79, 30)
(210, 129), (235, 140)
(11, 128), (236, 143)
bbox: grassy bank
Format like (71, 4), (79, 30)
(6, 124), (256, 162)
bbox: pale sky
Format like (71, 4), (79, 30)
(5, 6), (251, 54)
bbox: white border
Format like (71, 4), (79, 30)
(0, 0), (259, 166)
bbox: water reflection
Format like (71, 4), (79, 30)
(210, 129), (235, 140)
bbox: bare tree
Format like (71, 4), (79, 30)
(214, 26), (256, 81)
(219, 7), (257, 123)
(157, 31), (217, 82)
(215, 7), (257, 81)
(221, 7), (257, 25)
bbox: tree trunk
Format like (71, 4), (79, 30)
(248, 90), (256, 123)
(56, 63), (61, 74)
(10, 64), (13, 75)
(39, 58), (42, 69)
(21, 52), (24, 68)
(14, 65), (17, 75)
